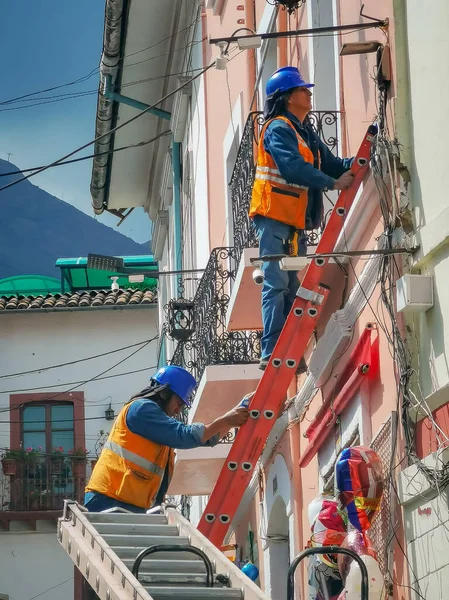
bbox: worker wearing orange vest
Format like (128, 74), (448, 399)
(249, 66), (354, 372)
(85, 365), (249, 512)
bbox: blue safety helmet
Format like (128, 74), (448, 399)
(151, 365), (196, 408)
(241, 562), (259, 582)
(266, 66), (314, 97)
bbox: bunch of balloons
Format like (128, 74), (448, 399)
(307, 446), (386, 600)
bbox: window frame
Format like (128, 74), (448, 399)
(21, 401), (75, 455)
(10, 392), (85, 453)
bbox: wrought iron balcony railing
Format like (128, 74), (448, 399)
(166, 110), (339, 395)
(169, 247), (261, 383)
(0, 460), (85, 512)
(229, 110), (340, 267)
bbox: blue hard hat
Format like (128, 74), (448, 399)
(266, 66), (314, 97)
(151, 366), (196, 408)
(241, 562), (259, 582)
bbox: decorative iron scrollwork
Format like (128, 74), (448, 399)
(266, 0), (306, 14)
(169, 248), (261, 385)
(230, 110), (340, 258)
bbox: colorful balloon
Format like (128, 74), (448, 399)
(310, 496), (347, 572)
(337, 531), (385, 600)
(241, 562), (259, 582)
(335, 446), (384, 532)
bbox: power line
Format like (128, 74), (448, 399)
(0, 365), (156, 395)
(0, 41), (206, 115)
(0, 338), (156, 380)
(0, 131), (170, 177)
(0, 62), (215, 195)
(27, 578), (74, 600)
(0, 67), (207, 113)
(0, 337), (158, 417)
(0, 16), (201, 107)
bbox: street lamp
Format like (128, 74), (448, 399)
(266, 0), (306, 14)
(104, 402), (115, 421)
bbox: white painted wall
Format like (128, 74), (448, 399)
(403, 0), (449, 398)
(398, 453), (449, 599)
(0, 307), (158, 456)
(262, 454), (294, 599)
(0, 525), (74, 600)
(187, 22), (210, 269)
(0, 307), (158, 600)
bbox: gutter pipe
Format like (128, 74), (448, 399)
(90, 1), (183, 272)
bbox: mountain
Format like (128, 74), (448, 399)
(0, 159), (151, 280)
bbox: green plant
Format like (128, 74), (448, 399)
(68, 447), (88, 459)
(2, 447), (42, 461)
(23, 447), (43, 463)
(51, 446), (65, 457)
(1, 449), (22, 460)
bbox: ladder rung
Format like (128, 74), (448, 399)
(95, 523), (179, 536)
(113, 546), (195, 561)
(122, 559), (213, 574)
(103, 534), (190, 547)
(139, 572), (208, 586)
(86, 512), (168, 525)
(144, 587), (243, 599)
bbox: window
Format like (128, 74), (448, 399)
(317, 392), (364, 492)
(22, 403), (74, 455)
(8, 392), (85, 511)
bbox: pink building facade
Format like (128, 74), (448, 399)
(178, 2), (409, 598)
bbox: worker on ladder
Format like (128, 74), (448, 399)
(84, 365), (249, 513)
(249, 66), (354, 373)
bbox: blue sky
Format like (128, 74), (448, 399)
(0, 0), (150, 243)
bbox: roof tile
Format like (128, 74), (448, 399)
(0, 288), (157, 313)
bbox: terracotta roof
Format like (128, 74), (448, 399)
(0, 288), (157, 312)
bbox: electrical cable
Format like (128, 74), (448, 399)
(0, 337), (157, 380)
(27, 578), (74, 600)
(0, 336), (158, 417)
(0, 62), (215, 195)
(0, 365), (157, 395)
(0, 15), (202, 107)
(0, 130), (170, 177)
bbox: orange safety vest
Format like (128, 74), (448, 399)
(86, 401), (175, 509)
(249, 116), (319, 230)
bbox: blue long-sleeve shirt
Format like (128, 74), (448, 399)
(84, 399), (219, 512)
(125, 399), (219, 449)
(264, 111), (353, 229)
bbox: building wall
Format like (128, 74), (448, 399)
(0, 307), (158, 600)
(397, 0), (449, 398)
(206, 0), (405, 597)
(393, 0), (449, 595)
(0, 308), (159, 453)
(0, 524), (74, 600)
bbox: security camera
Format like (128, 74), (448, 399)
(252, 268), (264, 285)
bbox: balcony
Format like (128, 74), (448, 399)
(168, 431), (237, 496)
(0, 457), (85, 529)
(226, 109), (340, 331)
(166, 111), (340, 496)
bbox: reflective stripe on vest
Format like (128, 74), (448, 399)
(249, 116), (316, 229)
(255, 166), (307, 190)
(103, 439), (165, 477)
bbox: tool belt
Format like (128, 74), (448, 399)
(286, 230), (301, 256)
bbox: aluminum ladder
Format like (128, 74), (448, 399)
(58, 501), (271, 600)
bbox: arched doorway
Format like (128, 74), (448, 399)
(266, 495), (290, 599)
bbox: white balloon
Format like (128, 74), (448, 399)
(344, 555), (385, 600)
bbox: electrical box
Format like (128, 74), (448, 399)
(396, 274), (434, 313)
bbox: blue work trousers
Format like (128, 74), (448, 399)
(252, 214), (307, 359)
